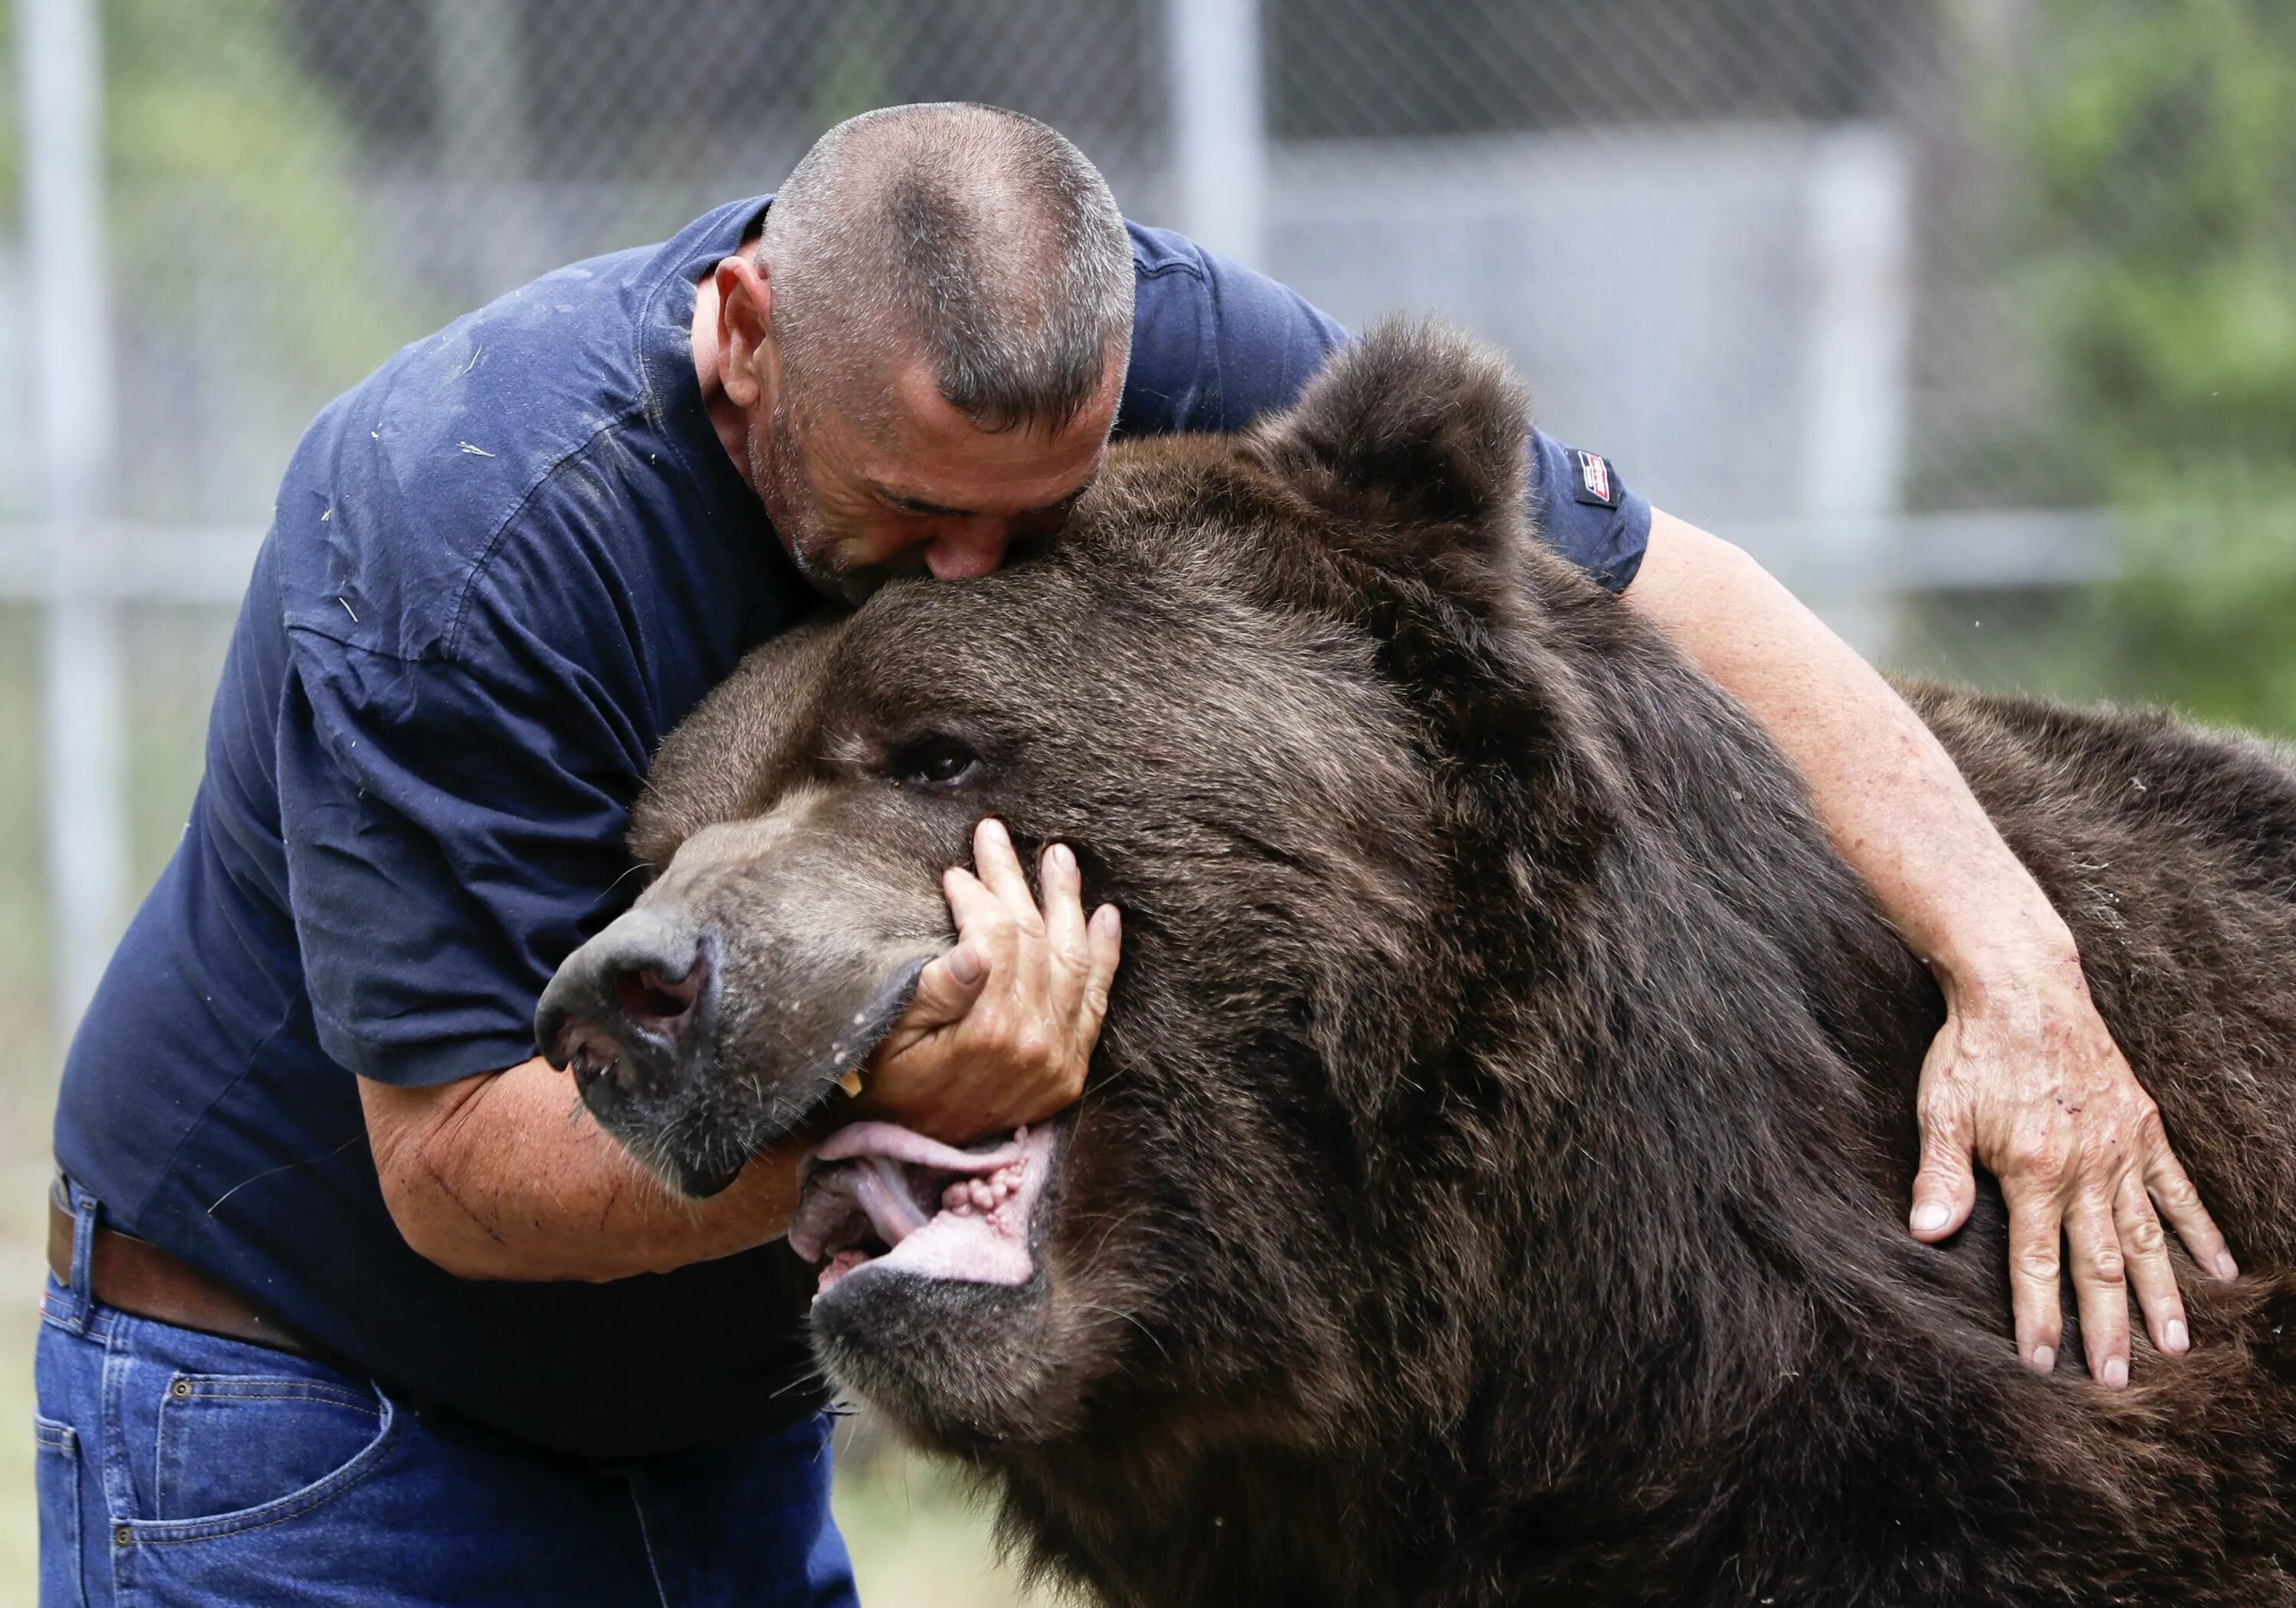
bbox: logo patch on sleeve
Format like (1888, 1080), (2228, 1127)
(1573, 450), (1621, 509)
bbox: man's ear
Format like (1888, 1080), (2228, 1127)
(1247, 315), (1532, 570)
(716, 253), (778, 412)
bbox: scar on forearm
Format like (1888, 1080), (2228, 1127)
(418, 1149), (509, 1247)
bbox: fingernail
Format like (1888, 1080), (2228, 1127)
(1910, 1202), (1950, 1234)
(2102, 1357), (2128, 1389)
(2030, 1345), (2056, 1374)
(1051, 843), (1075, 875)
(947, 947), (986, 986)
(2218, 1253), (2240, 1281)
(978, 817), (1006, 845)
(2165, 1319), (2189, 1353)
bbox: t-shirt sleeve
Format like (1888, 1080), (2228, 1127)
(278, 615), (649, 1088)
(1120, 224), (1652, 592)
(1525, 431), (1652, 594)
(1121, 227), (1353, 436)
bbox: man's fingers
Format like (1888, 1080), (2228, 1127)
(1908, 1101), (1979, 1241)
(2116, 1170), (2187, 1357)
(2003, 1185), (2068, 1374)
(941, 865), (1007, 948)
(2065, 1190), (2131, 1388)
(944, 861), (1026, 977)
(902, 941), (993, 1029)
(1082, 903), (1122, 1023)
(1039, 842), (1089, 961)
(2144, 1141), (2238, 1283)
(970, 817), (1035, 912)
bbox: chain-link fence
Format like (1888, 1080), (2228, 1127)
(14, 1), (2268, 628)
(1, 1), (2291, 1598)
(15, 1), (2265, 568)
(0, 0), (2111, 537)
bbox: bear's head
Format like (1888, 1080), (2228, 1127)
(535, 320), (1643, 1453)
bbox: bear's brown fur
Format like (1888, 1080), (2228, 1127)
(546, 321), (2296, 1606)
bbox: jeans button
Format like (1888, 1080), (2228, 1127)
(169, 1378), (193, 1401)
(113, 1525), (132, 1548)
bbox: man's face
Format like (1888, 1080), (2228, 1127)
(753, 351), (1122, 605)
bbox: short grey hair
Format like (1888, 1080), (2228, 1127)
(761, 103), (1134, 435)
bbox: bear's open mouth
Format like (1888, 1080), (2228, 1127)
(788, 1120), (1062, 1298)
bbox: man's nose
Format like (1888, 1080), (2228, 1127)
(922, 526), (1010, 580)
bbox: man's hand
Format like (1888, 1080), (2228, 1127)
(857, 817), (1122, 1142)
(1909, 951), (2236, 1384)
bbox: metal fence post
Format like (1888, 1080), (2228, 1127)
(430, 0), (536, 302)
(1167, 0), (1266, 270)
(20, 0), (130, 1037)
(1799, 123), (1913, 658)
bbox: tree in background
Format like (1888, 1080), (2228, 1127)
(105, 0), (422, 384)
(2020, 0), (2296, 732)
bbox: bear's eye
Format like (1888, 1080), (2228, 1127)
(886, 736), (984, 791)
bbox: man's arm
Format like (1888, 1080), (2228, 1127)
(1626, 511), (2238, 1385)
(362, 1058), (801, 1282)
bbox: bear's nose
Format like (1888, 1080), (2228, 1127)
(606, 954), (707, 1039)
(535, 908), (716, 1097)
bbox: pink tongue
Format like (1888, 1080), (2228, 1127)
(810, 1121), (1028, 1173)
(789, 1124), (1035, 1260)
(851, 1156), (930, 1246)
(791, 1121), (1058, 1290)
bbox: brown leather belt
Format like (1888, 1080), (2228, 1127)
(47, 1197), (326, 1362)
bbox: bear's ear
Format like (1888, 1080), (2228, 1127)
(1247, 315), (1531, 570)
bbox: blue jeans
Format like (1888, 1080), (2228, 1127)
(35, 1186), (858, 1606)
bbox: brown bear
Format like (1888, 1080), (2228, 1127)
(536, 321), (2296, 1606)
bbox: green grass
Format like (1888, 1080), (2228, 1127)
(833, 1415), (1061, 1606)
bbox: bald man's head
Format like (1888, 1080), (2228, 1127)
(761, 103), (1133, 436)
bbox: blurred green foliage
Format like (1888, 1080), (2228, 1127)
(102, 0), (432, 393)
(2020, 0), (2296, 732)
(814, 1), (896, 133)
(0, 18), (14, 223)
(0, 0), (429, 397)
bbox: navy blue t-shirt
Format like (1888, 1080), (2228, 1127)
(55, 197), (1651, 1457)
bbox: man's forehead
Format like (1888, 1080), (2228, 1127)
(843, 358), (1117, 514)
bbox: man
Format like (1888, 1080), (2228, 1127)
(39, 103), (2232, 1603)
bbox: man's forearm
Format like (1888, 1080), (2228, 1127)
(1623, 511), (2072, 986)
(361, 1058), (805, 1283)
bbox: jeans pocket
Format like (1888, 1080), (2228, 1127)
(35, 1415), (86, 1608)
(152, 1372), (386, 1522)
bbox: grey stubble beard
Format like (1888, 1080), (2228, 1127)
(748, 405), (923, 607)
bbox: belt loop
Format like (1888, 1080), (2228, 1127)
(54, 1179), (99, 1335)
